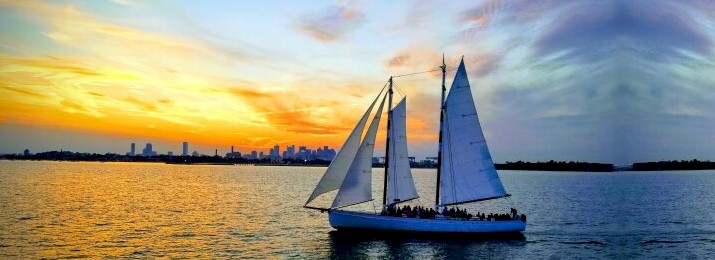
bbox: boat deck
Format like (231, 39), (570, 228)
(329, 210), (526, 233)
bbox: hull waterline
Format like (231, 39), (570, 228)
(328, 210), (526, 233)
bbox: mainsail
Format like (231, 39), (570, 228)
(386, 98), (419, 204)
(439, 59), (507, 206)
(331, 93), (387, 208)
(305, 89), (384, 206)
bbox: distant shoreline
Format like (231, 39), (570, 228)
(2, 156), (715, 171)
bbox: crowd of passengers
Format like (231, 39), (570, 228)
(381, 205), (526, 222)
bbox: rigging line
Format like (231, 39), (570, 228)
(378, 80), (389, 92)
(393, 83), (406, 98)
(445, 110), (459, 205)
(392, 68), (441, 78)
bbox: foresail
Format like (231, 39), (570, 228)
(386, 98), (419, 205)
(331, 93), (387, 208)
(306, 89), (384, 206)
(439, 59), (506, 206)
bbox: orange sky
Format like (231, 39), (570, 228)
(0, 0), (450, 155)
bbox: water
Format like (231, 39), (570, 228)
(0, 161), (714, 258)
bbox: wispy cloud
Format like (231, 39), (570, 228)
(296, 3), (365, 42)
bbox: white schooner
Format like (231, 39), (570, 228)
(304, 57), (526, 233)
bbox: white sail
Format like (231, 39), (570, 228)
(439, 59), (506, 206)
(331, 93), (387, 208)
(386, 98), (419, 204)
(306, 89), (384, 206)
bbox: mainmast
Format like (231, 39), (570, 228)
(382, 77), (393, 206)
(435, 55), (447, 207)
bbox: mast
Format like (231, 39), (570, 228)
(383, 77), (393, 206)
(435, 55), (447, 207)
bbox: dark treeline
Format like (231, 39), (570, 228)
(631, 159), (715, 171)
(495, 160), (615, 172)
(1, 152), (613, 171)
(5, 152), (714, 171)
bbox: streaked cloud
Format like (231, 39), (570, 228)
(296, 3), (365, 42)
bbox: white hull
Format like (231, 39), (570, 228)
(329, 210), (526, 233)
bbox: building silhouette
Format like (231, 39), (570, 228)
(269, 145), (280, 159)
(130, 143), (136, 156)
(142, 143), (154, 157)
(226, 146), (241, 159)
(182, 141), (188, 156)
(286, 145), (295, 159)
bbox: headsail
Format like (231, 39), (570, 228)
(386, 98), (419, 205)
(305, 89), (384, 206)
(439, 59), (507, 206)
(331, 93), (387, 208)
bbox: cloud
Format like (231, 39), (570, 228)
(0, 85), (45, 98)
(460, 0), (504, 29)
(229, 87), (354, 136)
(296, 4), (364, 42)
(535, 1), (712, 58)
(384, 45), (441, 76)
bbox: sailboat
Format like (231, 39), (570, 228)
(304, 57), (526, 233)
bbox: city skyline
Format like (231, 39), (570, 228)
(110, 141), (339, 160)
(2, 1), (715, 165)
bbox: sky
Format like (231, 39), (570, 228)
(1, 0), (715, 165)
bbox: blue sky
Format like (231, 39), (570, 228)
(1, 0), (714, 165)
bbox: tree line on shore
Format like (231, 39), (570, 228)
(2, 151), (714, 171)
(631, 159), (715, 171)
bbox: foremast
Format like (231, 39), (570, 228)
(382, 77), (393, 206)
(435, 55), (447, 207)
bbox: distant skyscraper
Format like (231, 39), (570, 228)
(130, 143), (136, 156)
(142, 143), (153, 157)
(23, 149), (30, 157)
(296, 146), (309, 160)
(287, 145), (295, 159)
(269, 145), (281, 159)
(182, 141), (188, 156)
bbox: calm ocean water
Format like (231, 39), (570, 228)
(0, 161), (714, 259)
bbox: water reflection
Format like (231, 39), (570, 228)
(3, 162), (715, 258)
(327, 230), (526, 259)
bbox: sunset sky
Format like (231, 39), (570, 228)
(1, 0), (715, 165)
